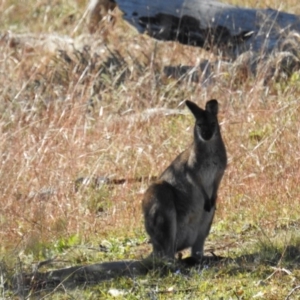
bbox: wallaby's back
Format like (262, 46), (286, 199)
(142, 99), (227, 261)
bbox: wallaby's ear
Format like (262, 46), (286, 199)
(185, 100), (204, 119)
(205, 99), (218, 115)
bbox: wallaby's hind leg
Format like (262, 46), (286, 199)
(142, 181), (177, 259)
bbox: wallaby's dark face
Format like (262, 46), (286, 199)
(186, 99), (219, 141)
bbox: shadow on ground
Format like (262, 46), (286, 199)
(4, 244), (300, 298)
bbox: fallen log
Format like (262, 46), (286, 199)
(115, 0), (300, 60)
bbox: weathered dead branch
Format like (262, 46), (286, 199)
(115, 0), (300, 60)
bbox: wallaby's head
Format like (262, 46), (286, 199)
(186, 99), (219, 141)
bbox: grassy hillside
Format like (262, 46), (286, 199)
(1, 0), (300, 298)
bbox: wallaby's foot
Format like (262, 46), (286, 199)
(178, 252), (225, 267)
(145, 252), (177, 265)
(141, 253), (179, 275)
(201, 253), (225, 265)
(179, 255), (202, 267)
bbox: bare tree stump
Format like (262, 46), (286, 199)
(87, 0), (117, 33)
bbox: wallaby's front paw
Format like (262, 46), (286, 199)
(204, 201), (212, 212)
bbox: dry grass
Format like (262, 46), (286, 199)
(1, 0), (300, 298)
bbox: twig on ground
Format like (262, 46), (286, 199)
(285, 285), (300, 300)
(265, 267), (292, 281)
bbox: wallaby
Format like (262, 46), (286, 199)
(142, 99), (227, 262)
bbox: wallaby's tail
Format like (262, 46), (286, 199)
(13, 260), (149, 296)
